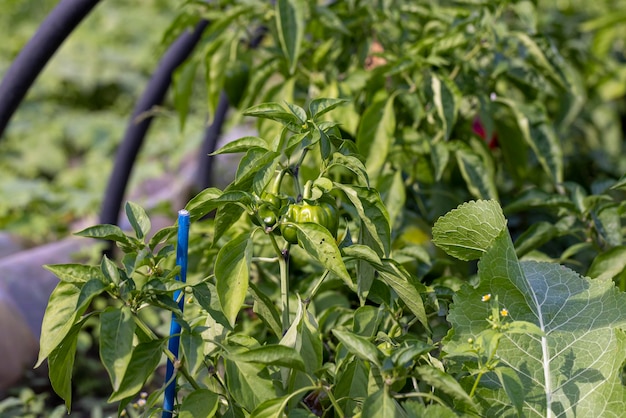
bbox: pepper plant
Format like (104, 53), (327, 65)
(34, 0), (626, 417)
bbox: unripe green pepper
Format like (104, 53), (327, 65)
(280, 199), (338, 244)
(223, 61), (249, 107)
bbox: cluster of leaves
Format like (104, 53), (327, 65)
(35, 0), (626, 417)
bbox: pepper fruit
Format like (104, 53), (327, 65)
(280, 199), (338, 244)
(251, 191), (293, 231)
(223, 61), (249, 108)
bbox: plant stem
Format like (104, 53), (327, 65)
(305, 270), (330, 306)
(133, 315), (201, 390)
(324, 387), (345, 418)
(269, 233), (290, 334)
(279, 249), (290, 334)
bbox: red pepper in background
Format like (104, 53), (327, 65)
(472, 118), (498, 149)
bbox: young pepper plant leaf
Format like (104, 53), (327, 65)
(215, 232), (253, 328)
(48, 322), (82, 411)
(179, 389), (220, 418)
(124, 201), (151, 240)
(275, 0), (305, 75)
(100, 306), (135, 392)
(356, 95), (396, 181)
(293, 222), (352, 285)
(434, 200), (626, 417)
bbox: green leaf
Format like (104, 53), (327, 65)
(234, 149), (281, 193)
(173, 59), (198, 132)
(432, 200), (507, 261)
(587, 246), (626, 281)
(455, 149), (498, 200)
(513, 32), (563, 88)
(210, 136), (269, 155)
(249, 281), (283, 337)
(403, 401), (458, 418)
(185, 190), (250, 222)
(610, 173), (626, 190)
(514, 221), (558, 257)
(415, 365), (478, 412)
(356, 96), (396, 180)
(101, 255), (121, 285)
(275, 0), (305, 75)
(335, 183), (391, 257)
(326, 153), (369, 187)
(333, 329), (381, 367)
(225, 358), (277, 413)
(309, 98), (348, 119)
(228, 345), (305, 371)
(37, 282), (82, 366)
(76, 278), (107, 312)
(215, 233), (253, 328)
(285, 102), (307, 124)
(353, 306), (383, 337)
(243, 102), (299, 128)
(280, 300), (323, 375)
(179, 389), (219, 418)
(43, 264), (101, 284)
(124, 201), (151, 240)
(148, 226), (177, 250)
(342, 244), (383, 267)
(213, 203), (247, 245)
(431, 74), (459, 140)
(494, 366), (525, 417)
(431, 141), (450, 182)
(361, 388), (407, 418)
(180, 330), (205, 376)
(100, 307), (135, 391)
(48, 322), (81, 411)
(293, 222), (351, 285)
(75, 224), (134, 247)
(109, 339), (163, 402)
(494, 98), (563, 183)
(377, 259), (428, 328)
(593, 205), (622, 247)
(335, 359), (369, 415)
(250, 386), (314, 418)
(441, 201), (626, 416)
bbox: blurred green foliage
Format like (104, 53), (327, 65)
(0, 0), (204, 243)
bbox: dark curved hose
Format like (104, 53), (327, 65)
(195, 91), (230, 190)
(0, 0), (101, 138)
(99, 20), (209, 229)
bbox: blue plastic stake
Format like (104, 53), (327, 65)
(162, 209), (190, 418)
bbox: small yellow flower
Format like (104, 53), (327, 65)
(481, 294), (491, 302)
(500, 308), (509, 317)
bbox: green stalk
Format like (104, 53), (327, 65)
(133, 315), (201, 390)
(304, 270), (329, 307)
(269, 233), (290, 334)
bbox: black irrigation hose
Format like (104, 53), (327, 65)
(195, 91), (230, 190)
(99, 20), (209, 231)
(0, 0), (101, 139)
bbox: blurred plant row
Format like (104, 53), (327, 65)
(3, 0), (626, 416)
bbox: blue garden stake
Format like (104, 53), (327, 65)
(162, 209), (190, 418)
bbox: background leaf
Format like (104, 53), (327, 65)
(275, 0), (305, 74)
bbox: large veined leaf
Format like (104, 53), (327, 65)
(433, 200), (626, 417)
